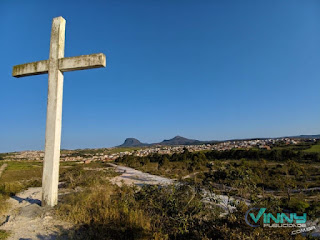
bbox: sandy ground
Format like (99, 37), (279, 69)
(0, 187), (72, 240)
(108, 163), (174, 186)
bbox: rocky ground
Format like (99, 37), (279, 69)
(108, 163), (174, 186)
(0, 187), (73, 240)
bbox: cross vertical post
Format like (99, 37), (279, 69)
(42, 17), (66, 207)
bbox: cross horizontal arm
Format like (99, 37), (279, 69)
(58, 53), (106, 72)
(12, 53), (106, 78)
(12, 60), (49, 78)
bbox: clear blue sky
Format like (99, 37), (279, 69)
(1, 0), (320, 152)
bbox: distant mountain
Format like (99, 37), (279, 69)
(116, 134), (320, 148)
(159, 136), (201, 146)
(118, 136), (207, 147)
(118, 138), (148, 147)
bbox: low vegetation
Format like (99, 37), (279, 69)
(55, 162), (313, 239)
(1, 141), (319, 239)
(0, 230), (10, 240)
(114, 144), (320, 239)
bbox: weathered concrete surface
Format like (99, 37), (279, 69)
(12, 16), (106, 207)
(12, 60), (49, 77)
(59, 53), (106, 72)
(42, 16), (65, 207)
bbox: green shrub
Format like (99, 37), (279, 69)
(288, 198), (310, 213)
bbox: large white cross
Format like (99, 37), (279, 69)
(12, 16), (106, 207)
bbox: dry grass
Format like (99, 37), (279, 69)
(0, 160), (121, 240)
(0, 230), (10, 240)
(0, 194), (10, 216)
(57, 185), (152, 239)
(56, 166), (151, 239)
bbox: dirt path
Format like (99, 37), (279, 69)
(108, 163), (174, 186)
(0, 163), (8, 178)
(0, 187), (72, 240)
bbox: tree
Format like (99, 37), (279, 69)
(158, 156), (169, 170)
